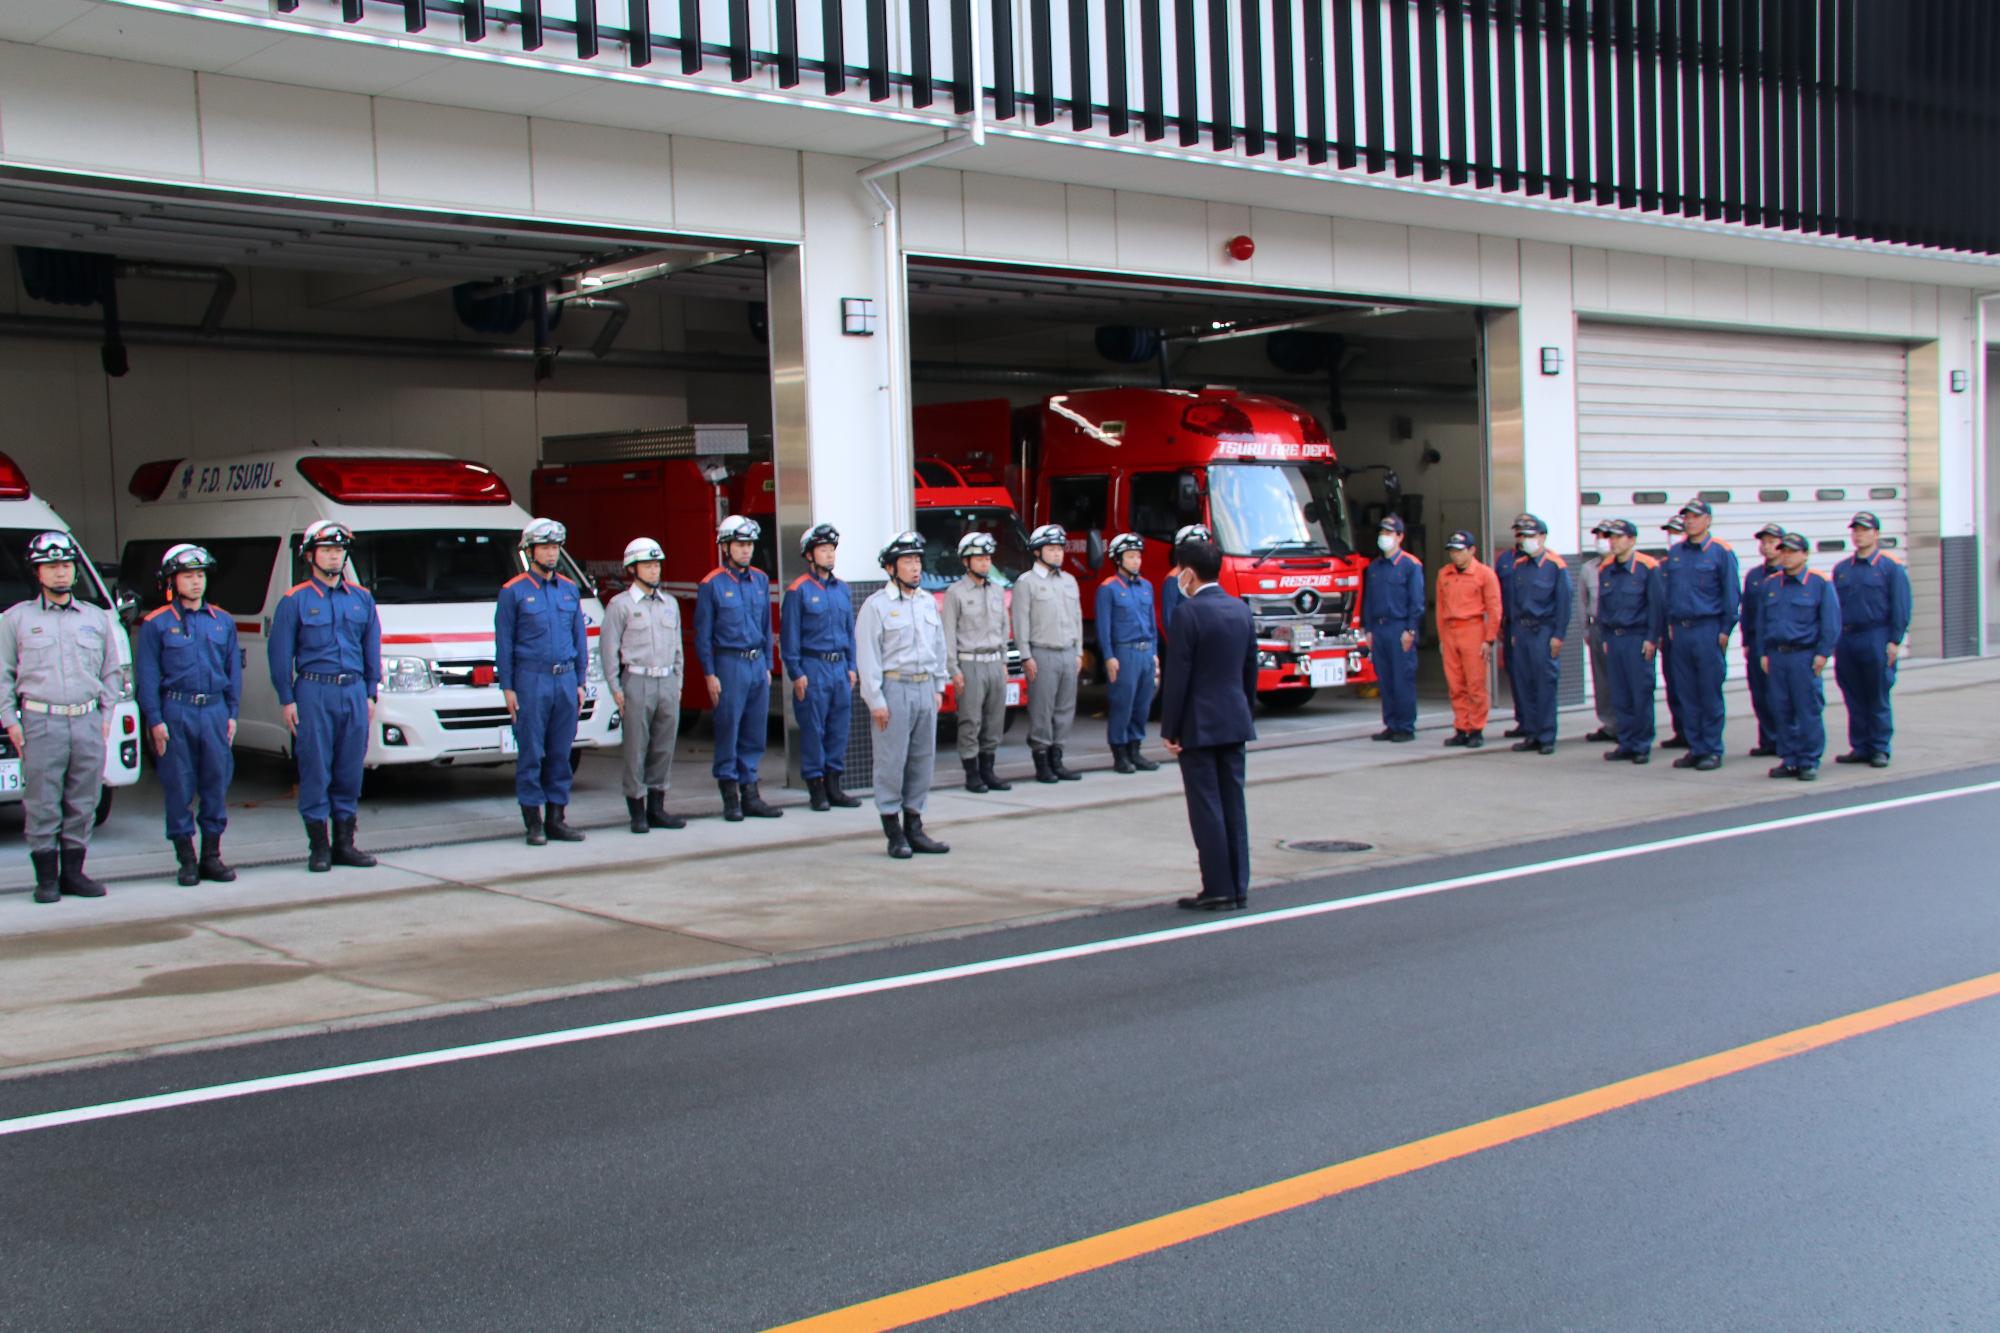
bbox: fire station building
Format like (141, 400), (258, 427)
(1, 0), (1994, 671)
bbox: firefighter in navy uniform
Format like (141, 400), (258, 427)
(1363, 515), (1425, 742)
(1759, 531), (1843, 781)
(697, 514), (782, 821)
(1830, 511), (1912, 768)
(136, 544), (241, 885)
(1504, 514), (1571, 754)
(1658, 498), (1740, 771)
(1096, 532), (1161, 773)
(1740, 522), (1786, 758)
(1657, 513), (1690, 749)
(496, 518), (589, 846)
(782, 522), (862, 812)
(0, 531), (122, 903)
(268, 520), (381, 874)
(1493, 514), (1535, 738)
(1593, 520), (1665, 764)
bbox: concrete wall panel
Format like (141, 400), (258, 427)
(199, 75), (377, 197)
(0, 43), (200, 178)
(529, 119), (676, 228)
(374, 99), (531, 212)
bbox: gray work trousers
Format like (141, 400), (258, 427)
(1026, 645), (1079, 752)
(873, 677), (940, 816)
(954, 658), (1007, 760)
(21, 709), (105, 852)
(618, 671), (681, 798)
(1587, 625), (1616, 729)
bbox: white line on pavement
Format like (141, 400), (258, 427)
(6, 777), (1997, 1139)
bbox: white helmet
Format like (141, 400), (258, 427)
(1173, 523), (1213, 548)
(957, 531), (998, 559)
(299, 520), (353, 552)
(1028, 523), (1067, 551)
(520, 518), (567, 550)
(622, 537), (665, 567)
(1108, 532), (1144, 560)
(716, 514), (761, 546)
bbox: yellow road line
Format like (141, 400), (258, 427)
(766, 970), (2000, 1332)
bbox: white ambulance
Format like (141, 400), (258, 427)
(0, 451), (144, 822)
(121, 449), (617, 768)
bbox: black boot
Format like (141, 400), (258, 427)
(1464, 729), (1485, 749)
(626, 796), (650, 834)
(31, 849), (60, 904)
(306, 820), (333, 872)
(523, 805), (548, 846)
(1112, 742), (1137, 775)
(58, 845), (106, 898)
(719, 780), (744, 821)
(1032, 748), (1059, 784)
(962, 758), (989, 793)
(331, 817), (378, 866)
(739, 781), (783, 818)
(979, 753), (1012, 791)
(1050, 746), (1082, 780)
(881, 812), (912, 859)
(807, 776), (832, 811)
(823, 772), (862, 808)
(545, 805), (586, 842)
(1128, 744), (1159, 772)
(646, 790), (686, 829)
(903, 810), (950, 854)
(198, 831), (236, 883)
(172, 835), (200, 887)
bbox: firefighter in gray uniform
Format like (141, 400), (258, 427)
(855, 531), (950, 860)
(1013, 522), (1085, 783)
(942, 529), (1013, 795)
(0, 531), (122, 903)
(601, 536), (687, 835)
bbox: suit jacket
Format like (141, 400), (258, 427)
(1160, 584), (1259, 749)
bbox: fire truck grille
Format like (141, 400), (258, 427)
(437, 700), (597, 731)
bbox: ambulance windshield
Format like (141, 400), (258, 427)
(336, 530), (594, 604)
(0, 530), (112, 609)
(1207, 463), (1355, 559)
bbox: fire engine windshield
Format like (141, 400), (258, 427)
(335, 530), (595, 604)
(1207, 463), (1355, 559)
(914, 507), (1034, 590)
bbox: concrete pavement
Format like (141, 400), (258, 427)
(4, 656), (1998, 1074)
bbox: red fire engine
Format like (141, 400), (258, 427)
(915, 387), (1373, 705)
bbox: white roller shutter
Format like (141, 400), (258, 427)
(1577, 323), (1909, 568)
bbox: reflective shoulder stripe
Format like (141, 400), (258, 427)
(554, 574), (578, 587)
(1633, 552), (1661, 568)
(1810, 569), (1834, 582)
(1545, 553), (1568, 568)
(788, 574), (815, 593)
(502, 573), (533, 589)
(700, 568), (729, 585)
(286, 580), (317, 596)
(1881, 551), (1906, 565)
(142, 605), (174, 622)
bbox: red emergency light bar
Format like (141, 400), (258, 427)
(297, 457), (512, 506)
(0, 451), (32, 500)
(1180, 400), (1258, 441)
(128, 458), (183, 502)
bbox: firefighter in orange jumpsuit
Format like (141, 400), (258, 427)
(1436, 528), (1504, 748)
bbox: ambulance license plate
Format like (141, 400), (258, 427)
(497, 728), (517, 756)
(0, 759), (19, 792)
(1005, 680), (1022, 707)
(1308, 656), (1347, 688)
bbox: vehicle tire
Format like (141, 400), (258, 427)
(1002, 709), (1017, 735)
(569, 747), (583, 771)
(94, 786), (113, 827)
(1258, 687), (1317, 712)
(938, 714), (958, 745)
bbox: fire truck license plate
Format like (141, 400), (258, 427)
(0, 759), (19, 792)
(1005, 680), (1022, 707)
(1308, 656), (1347, 688)
(497, 728), (517, 756)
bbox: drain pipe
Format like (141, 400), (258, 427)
(570, 294), (630, 359)
(1976, 293), (1997, 656)
(857, 40), (988, 521)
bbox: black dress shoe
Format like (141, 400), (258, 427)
(1768, 763), (1799, 779)
(1748, 744), (1778, 758)
(1463, 731), (1485, 749)
(1795, 766), (1819, 781)
(1503, 725), (1527, 738)
(1176, 894), (1236, 911)
(1390, 731), (1415, 743)
(1834, 751), (1868, 765)
(1693, 755), (1721, 771)
(1672, 753), (1700, 769)
(1604, 748), (1635, 761)
(1510, 739), (1539, 752)
(1585, 728), (1613, 743)
(1537, 743), (1556, 755)
(1443, 731), (1468, 747)
(1868, 753), (1891, 769)
(1631, 751), (1650, 765)
(1371, 729), (1396, 742)
(1661, 735), (1691, 750)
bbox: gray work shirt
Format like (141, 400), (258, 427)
(941, 574), (1008, 674)
(600, 585), (683, 677)
(1580, 555), (1603, 629)
(855, 583), (948, 712)
(0, 594), (123, 728)
(1011, 561), (1082, 651)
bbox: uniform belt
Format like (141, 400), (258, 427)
(164, 689), (224, 705)
(621, 666), (678, 678)
(1029, 643), (1078, 652)
(717, 647), (763, 660)
(1112, 641), (1156, 652)
(520, 662), (576, 675)
(1605, 626), (1649, 637)
(801, 650), (848, 662)
(1672, 616), (1719, 627)
(957, 649), (1005, 662)
(883, 670), (932, 682)
(299, 671), (361, 685)
(19, 699), (97, 716)
(1766, 643), (1812, 654)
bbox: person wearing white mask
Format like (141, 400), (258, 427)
(1504, 513), (1572, 754)
(1362, 515), (1425, 742)
(1580, 520), (1618, 744)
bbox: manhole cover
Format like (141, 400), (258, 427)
(1283, 839), (1374, 854)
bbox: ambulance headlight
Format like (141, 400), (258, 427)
(587, 646), (606, 681)
(380, 656), (440, 693)
(116, 670), (136, 702)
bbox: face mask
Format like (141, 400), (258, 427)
(1177, 570), (1197, 600)
(1594, 537), (1611, 554)
(1377, 534), (1398, 554)
(1522, 537), (1545, 557)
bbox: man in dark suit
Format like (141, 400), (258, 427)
(1159, 540), (1259, 911)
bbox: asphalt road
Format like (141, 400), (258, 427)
(5, 765), (1998, 1331)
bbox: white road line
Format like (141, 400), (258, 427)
(5, 778), (1997, 1139)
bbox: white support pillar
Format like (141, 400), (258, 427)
(1516, 240), (1581, 555)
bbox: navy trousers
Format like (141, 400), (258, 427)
(1765, 649), (1827, 771)
(1744, 649), (1775, 749)
(1668, 618), (1726, 756)
(1178, 743), (1249, 903)
(711, 651), (770, 782)
(1660, 634), (1684, 739)
(1105, 645), (1158, 746)
(1833, 627), (1895, 757)
(512, 667), (580, 807)
(1603, 631), (1658, 755)
(295, 677), (367, 823)
(795, 655), (853, 779)
(1508, 624), (1560, 744)
(1371, 627), (1418, 733)
(160, 696), (233, 839)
